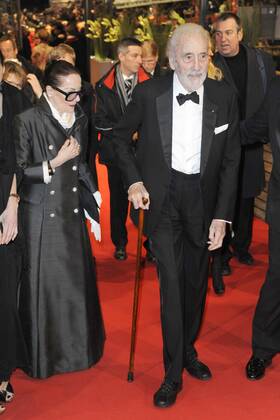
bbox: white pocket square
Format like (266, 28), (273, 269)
(214, 124), (229, 135)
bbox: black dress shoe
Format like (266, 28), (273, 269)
(153, 380), (182, 408)
(246, 356), (272, 380)
(221, 260), (232, 276)
(185, 359), (212, 381)
(213, 279), (225, 295)
(114, 246), (127, 260)
(237, 252), (254, 265)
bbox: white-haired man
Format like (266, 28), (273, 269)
(113, 24), (240, 408)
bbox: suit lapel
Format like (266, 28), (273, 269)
(200, 83), (217, 177)
(156, 78), (173, 168)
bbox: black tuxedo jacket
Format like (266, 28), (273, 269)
(213, 45), (275, 198)
(112, 72), (241, 236)
(241, 77), (280, 229)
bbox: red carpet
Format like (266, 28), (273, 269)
(6, 163), (280, 420)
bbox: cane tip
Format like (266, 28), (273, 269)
(127, 372), (134, 382)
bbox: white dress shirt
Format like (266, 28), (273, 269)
(172, 73), (204, 174)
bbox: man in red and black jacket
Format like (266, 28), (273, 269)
(95, 38), (150, 260)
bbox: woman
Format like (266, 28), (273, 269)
(3, 60), (43, 102)
(15, 60), (105, 379)
(0, 56), (29, 414)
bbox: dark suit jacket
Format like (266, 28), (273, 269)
(241, 77), (280, 229)
(112, 72), (241, 237)
(213, 45), (275, 198)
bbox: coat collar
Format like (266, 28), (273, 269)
(156, 73), (217, 176)
(101, 62), (150, 91)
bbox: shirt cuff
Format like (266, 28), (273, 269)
(42, 161), (52, 184)
(213, 219), (231, 224)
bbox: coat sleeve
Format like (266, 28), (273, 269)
(14, 114), (46, 184)
(241, 82), (271, 145)
(213, 91), (241, 221)
(95, 85), (115, 132)
(112, 85), (144, 189)
(78, 117), (97, 193)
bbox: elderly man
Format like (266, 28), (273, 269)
(113, 23), (240, 407)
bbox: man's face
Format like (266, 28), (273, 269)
(0, 40), (18, 60)
(214, 18), (243, 57)
(119, 45), (142, 76)
(142, 53), (158, 74)
(170, 34), (209, 92)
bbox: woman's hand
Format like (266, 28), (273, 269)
(0, 198), (18, 245)
(26, 73), (43, 98)
(50, 136), (81, 169)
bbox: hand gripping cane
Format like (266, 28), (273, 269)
(127, 198), (148, 382)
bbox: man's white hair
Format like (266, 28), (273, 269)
(167, 23), (210, 64)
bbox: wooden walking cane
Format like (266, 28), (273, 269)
(127, 199), (148, 382)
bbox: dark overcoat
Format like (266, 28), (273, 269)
(213, 45), (275, 198)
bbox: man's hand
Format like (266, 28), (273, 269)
(128, 182), (150, 210)
(208, 220), (226, 251)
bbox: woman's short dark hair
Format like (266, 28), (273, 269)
(44, 60), (80, 88)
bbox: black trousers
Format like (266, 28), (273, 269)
(150, 170), (209, 383)
(252, 226), (280, 359)
(106, 164), (129, 248)
(0, 237), (28, 381)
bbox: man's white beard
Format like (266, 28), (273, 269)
(177, 70), (207, 92)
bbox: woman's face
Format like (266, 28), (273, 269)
(46, 73), (81, 113)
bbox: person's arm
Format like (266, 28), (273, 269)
(0, 174), (19, 245)
(26, 73), (43, 99)
(209, 91), (241, 250)
(15, 115), (80, 184)
(241, 95), (269, 146)
(95, 85), (115, 132)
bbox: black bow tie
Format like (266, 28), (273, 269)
(176, 91), (199, 106)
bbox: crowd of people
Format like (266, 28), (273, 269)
(0, 9), (280, 414)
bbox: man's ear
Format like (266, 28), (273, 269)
(169, 55), (175, 71)
(238, 27), (243, 42)
(118, 51), (124, 63)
